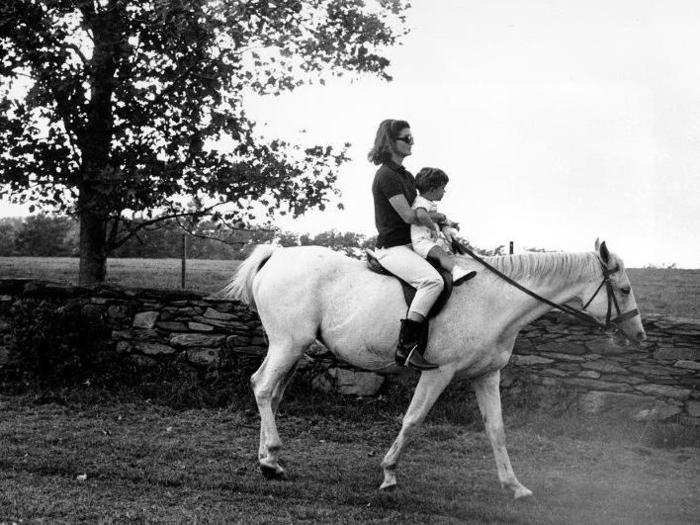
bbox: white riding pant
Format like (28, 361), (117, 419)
(373, 244), (444, 318)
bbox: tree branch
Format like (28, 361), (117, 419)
(109, 203), (227, 249)
(173, 217), (276, 247)
(173, 218), (247, 247)
(107, 212), (121, 248)
(64, 43), (89, 66)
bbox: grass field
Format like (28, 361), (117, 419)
(0, 392), (698, 523)
(0, 256), (698, 319)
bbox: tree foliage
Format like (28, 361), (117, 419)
(0, 0), (410, 282)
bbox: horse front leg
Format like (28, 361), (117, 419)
(472, 370), (532, 499)
(380, 368), (454, 490)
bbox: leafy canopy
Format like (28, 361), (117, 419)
(0, 0), (409, 247)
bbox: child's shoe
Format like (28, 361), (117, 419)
(452, 266), (477, 286)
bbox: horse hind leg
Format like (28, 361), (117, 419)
(258, 362), (298, 463)
(251, 341), (305, 480)
(272, 362), (299, 415)
(472, 370), (532, 499)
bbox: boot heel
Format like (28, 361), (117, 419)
(395, 319), (438, 370)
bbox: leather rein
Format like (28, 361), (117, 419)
(453, 242), (639, 332)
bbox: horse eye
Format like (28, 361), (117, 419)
(620, 287), (631, 295)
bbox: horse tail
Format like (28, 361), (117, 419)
(219, 244), (277, 308)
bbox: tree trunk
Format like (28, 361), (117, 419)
(77, 187), (108, 285)
(75, 5), (123, 285)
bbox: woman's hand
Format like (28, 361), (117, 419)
(415, 208), (439, 238)
(437, 215), (459, 230)
(441, 226), (459, 244)
(429, 211), (447, 225)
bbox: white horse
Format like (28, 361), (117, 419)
(222, 240), (645, 499)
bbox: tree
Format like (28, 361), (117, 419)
(301, 228), (366, 257)
(0, 217), (23, 255)
(14, 213), (76, 255)
(0, 0), (410, 284)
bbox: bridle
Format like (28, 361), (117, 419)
(579, 264), (639, 329)
(453, 242), (639, 332)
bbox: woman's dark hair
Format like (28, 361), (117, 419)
(367, 119), (411, 165)
(415, 167), (449, 194)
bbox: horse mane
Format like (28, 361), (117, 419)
(456, 251), (601, 282)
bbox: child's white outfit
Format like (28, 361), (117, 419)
(411, 195), (475, 284)
(411, 195), (454, 258)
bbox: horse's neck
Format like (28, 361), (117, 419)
(479, 252), (598, 333)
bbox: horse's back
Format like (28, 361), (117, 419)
(255, 245), (403, 313)
(256, 245), (365, 285)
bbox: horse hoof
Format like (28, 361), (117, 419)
(514, 486), (533, 499)
(379, 482), (397, 492)
(260, 464), (286, 480)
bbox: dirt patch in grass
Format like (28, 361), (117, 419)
(0, 391), (697, 523)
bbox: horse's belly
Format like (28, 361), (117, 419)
(318, 276), (405, 370)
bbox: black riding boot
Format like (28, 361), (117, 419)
(395, 319), (439, 371)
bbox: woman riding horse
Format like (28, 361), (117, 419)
(369, 119), (446, 370)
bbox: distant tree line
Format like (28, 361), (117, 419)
(0, 215), (541, 261)
(1, 215), (79, 257)
(0, 215), (378, 259)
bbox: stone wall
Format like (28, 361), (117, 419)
(508, 312), (699, 423)
(0, 278), (267, 374)
(0, 278), (697, 422)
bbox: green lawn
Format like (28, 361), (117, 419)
(0, 393), (697, 523)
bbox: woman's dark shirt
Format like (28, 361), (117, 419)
(372, 161), (417, 248)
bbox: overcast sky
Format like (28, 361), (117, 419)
(2, 0), (698, 268)
(245, 0), (700, 268)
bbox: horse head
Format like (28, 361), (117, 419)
(580, 238), (646, 344)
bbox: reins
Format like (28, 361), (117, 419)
(452, 242), (639, 332)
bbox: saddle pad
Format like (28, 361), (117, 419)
(365, 251), (453, 319)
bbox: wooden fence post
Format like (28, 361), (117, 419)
(181, 234), (187, 288)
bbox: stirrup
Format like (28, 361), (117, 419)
(398, 347), (439, 371)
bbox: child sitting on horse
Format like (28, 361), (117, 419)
(411, 167), (476, 285)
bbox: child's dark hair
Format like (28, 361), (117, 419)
(415, 167), (449, 194)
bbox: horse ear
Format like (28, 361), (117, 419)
(599, 241), (610, 264)
(594, 238), (601, 252)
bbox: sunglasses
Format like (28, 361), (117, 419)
(396, 135), (414, 145)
